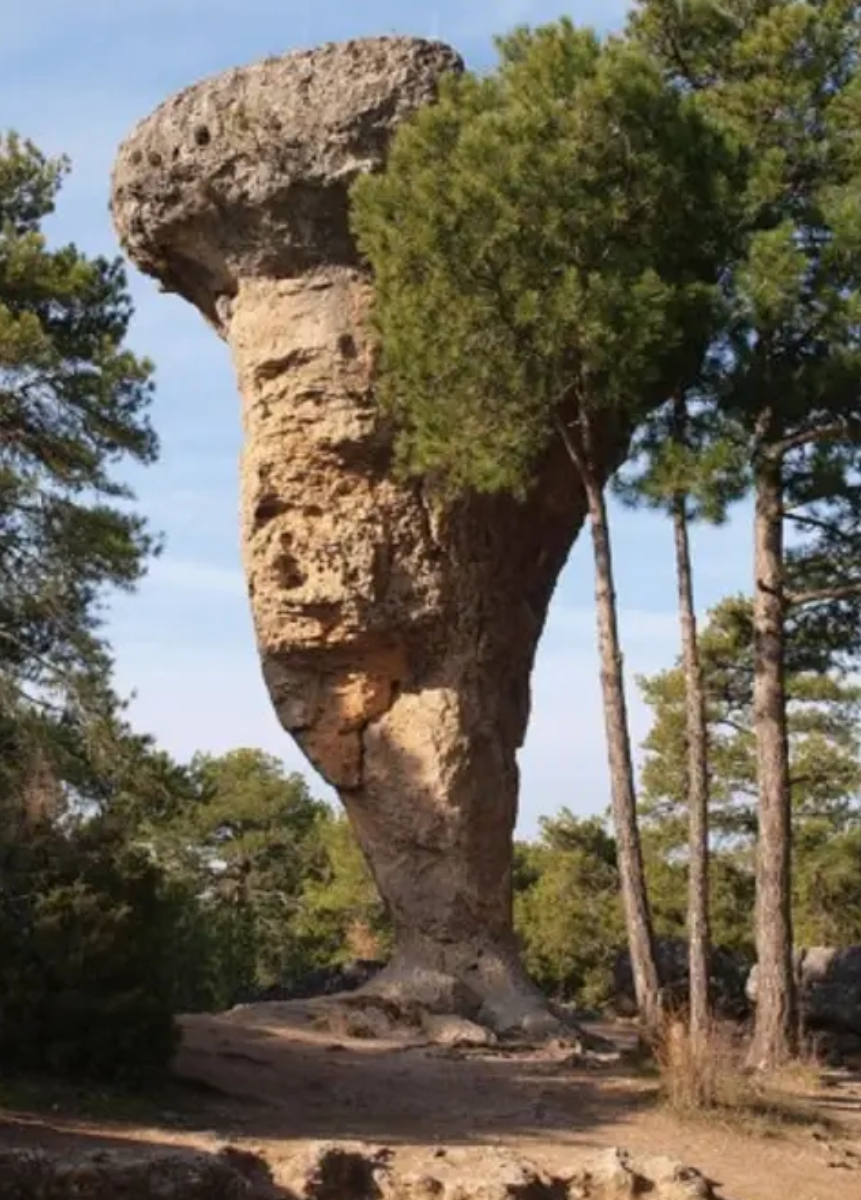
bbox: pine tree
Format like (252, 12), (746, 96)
(639, 595), (861, 954)
(616, 397), (747, 1052)
(514, 812), (626, 1006)
(180, 750), (329, 991)
(640, 596), (861, 851)
(0, 132), (158, 759)
(632, 0), (861, 1068)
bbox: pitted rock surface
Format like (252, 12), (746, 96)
(111, 37), (462, 325)
(279, 1143), (720, 1200)
(0, 1146), (281, 1200)
(0, 1143), (722, 1200)
(111, 36), (628, 1032)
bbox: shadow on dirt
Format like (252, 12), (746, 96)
(0, 1008), (654, 1153)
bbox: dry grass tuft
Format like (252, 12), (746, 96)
(654, 1016), (833, 1137)
(344, 919), (385, 962)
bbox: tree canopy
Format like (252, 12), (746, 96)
(351, 20), (738, 495)
(0, 132), (158, 816)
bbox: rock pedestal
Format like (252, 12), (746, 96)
(111, 37), (620, 1034)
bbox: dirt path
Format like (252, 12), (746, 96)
(1, 1002), (860, 1200)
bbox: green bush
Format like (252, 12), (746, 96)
(0, 821), (180, 1082)
(514, 817), (626, 1006)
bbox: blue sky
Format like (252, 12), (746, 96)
(0, 0), (752, 835)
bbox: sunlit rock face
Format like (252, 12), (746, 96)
(111, 36), (624, 1032)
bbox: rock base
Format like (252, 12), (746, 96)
(227, 985), (620, 1063)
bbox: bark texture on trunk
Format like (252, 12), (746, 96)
(672, 492), (711, 1053)
(110, 39), (635, 1034)
(749, 444), (797, 1068)
(568, 422), (659, 1028)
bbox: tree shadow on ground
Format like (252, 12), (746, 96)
(3, 1020), (861, 1200)
(166, 1009), (657, 1147)
(0, 1012), (657, 1155)
(0, 1115), (193, 1157)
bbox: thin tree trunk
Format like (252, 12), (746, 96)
(671, 488), (711, 1055)
(749, 433), (797, 1069)
(560, 417), (660, 1029)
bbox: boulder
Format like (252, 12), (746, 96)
(747, 945), (861, 1035)
(282, 1142), (719, 1200)
(0, 1146), (281, 1200)
(613, 938), (750, 1019)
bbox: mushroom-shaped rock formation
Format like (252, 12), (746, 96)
(111, 37), (626, 1036)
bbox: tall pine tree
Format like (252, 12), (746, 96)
(616, 397), (747, 1053)
(0, 133), (158, 795)
(632, 0), (861, 1068)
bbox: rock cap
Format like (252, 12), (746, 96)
(110, 37), (462, 324)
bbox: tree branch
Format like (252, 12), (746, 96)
(783, 511), (861, 547)
(787, 582), (861, 607)
(555, 415), (587, 479)
(772, 420), (861, 458)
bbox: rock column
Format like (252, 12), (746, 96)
(111, 37), (616, 1033)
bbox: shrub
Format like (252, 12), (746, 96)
(0, 820), (180, 1082)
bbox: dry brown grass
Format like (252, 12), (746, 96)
(654, 1017), (832, 1136)
(344, 919), (385, 961)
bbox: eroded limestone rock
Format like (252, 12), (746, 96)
(279, 1143), (720, 1200)
(111, 37), (626, 1034)
(614, 938), (750, 1020)
(0, 1140), (723, 1200)
(0, 1146), (282, 1199)
(748, 945), (861, 1036)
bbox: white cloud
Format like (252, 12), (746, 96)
(110, 564), (336, 802)
(115, 630), (331, 789)
(140, 484), (238, 539)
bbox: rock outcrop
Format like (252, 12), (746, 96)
(748, 945), (861, 1035)
(0, 1142), (722, 1200)
(0, 1146), (282, 1199)
(614, 938), (750, 1019)
(110, 37), (628, 1035)
(283, 1142), (719, 1200)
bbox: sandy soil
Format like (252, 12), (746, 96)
(1, 1001), (860, 1200)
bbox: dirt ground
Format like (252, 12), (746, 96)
(1, 1001), (860, 1200)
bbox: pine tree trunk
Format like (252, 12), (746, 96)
(672, 491), (711, 1054)
(748, 438), (797, 1069)
(567, 419), (660, 1028)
